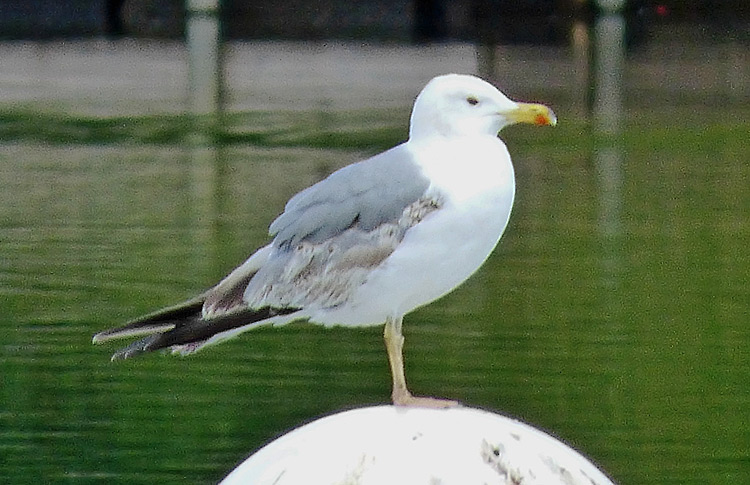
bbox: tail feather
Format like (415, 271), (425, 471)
(110, 334), (162, 361)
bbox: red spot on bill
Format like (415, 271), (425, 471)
(534, 114), (548, 126)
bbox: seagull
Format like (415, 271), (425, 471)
(93, 73), (556, 407)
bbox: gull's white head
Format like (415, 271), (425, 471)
(409, 74), (556, 140)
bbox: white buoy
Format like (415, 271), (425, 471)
(220, 406), (615, 485)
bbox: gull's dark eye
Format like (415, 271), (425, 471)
(466, 96), (479, 106)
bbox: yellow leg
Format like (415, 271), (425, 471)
(384, 316), (459, 408)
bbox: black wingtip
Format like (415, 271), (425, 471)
(92, 323), (176, 345)
(92, 296), (204, 349)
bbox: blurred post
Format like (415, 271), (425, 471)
(570, 19), (590, 118)
(472, 0), (497, 83)
(476, 44), (497, 82)
(186, 0), (222, 273)
(187, 0), (222, 125)
(593, 0), (625, 135)
(592, 1), (625, 309)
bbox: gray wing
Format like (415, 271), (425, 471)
(269, 143), (430, 249)
(241, 143), (439, 310)
(92, 144), (438, 358)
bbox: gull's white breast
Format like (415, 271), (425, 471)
(314, 136), (516, 326)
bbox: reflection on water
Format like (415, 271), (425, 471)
(2, 34), (750, 485)
(2, 117), (748, 482)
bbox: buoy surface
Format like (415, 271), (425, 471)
(221, 405), (614, 485)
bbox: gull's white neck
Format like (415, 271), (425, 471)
(407, 135), (515, 205)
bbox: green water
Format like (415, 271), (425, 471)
(1, 106), (748, 484)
